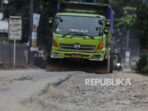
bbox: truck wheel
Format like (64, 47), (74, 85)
(46, 56), (59, 71)
(47, 56), (53, 65)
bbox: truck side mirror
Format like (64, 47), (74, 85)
(105, 20), (111, 27)
(104, 27), (109, 34)
(49, 17), (53, 24)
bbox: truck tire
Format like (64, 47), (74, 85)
(46, 56), (59, 71)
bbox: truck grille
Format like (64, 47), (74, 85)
(60, 44), (96, 51)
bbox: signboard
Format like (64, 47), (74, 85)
(9, 16), (22, 40)
(125, 51), (130, 65)
(33, 13), (40, 29)
(30, 31), (38, 51)
(8, 16), (22, 68)
(125, 51), (130, 57)
(30, 13), (40, 51)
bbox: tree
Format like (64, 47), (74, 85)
(36, 0), (57, 50)
(3, 0), (30, 43)
(3, 0), (57, 47)
(135, 0), (148, 49)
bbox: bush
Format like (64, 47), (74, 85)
(142, 65), (148, 74)
(137, 54), (148, 74)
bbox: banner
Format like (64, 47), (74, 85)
(30, 13), (40, 51)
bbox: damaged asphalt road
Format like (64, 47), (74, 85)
(0, 69), (76, 111)
(0, 69), (148, 111)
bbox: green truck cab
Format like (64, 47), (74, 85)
(49, 2), (114, 73)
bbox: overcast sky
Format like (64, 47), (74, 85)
(0, 13), (8, 32)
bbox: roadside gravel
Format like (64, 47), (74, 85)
(0, 69), (77, 111)
(0, 69), (148, 111)
(27, 71), (148, 111)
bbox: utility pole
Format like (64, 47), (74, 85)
(126, 30), (129, 50)
(30, 0), (33, 43)
(2, 0), (3, 12)
(29, 0), (34, 64)
(0, 0), (4, 12)
(125, 30), (130, 67)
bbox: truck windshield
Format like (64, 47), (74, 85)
(55, 15), (103, 37)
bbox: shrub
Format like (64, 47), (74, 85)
(137, 54), (148, 74)
(142, 65), (148, 74)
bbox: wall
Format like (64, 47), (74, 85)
(0, 43), (28, 67)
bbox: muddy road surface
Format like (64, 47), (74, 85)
(0, 69), (148, 111)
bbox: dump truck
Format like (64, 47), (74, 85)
(47, 2), (115, 73)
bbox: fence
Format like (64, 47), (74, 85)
(0, 43), (28, 68)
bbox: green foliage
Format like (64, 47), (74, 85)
(4, 0), (30, 18)
(135, 0), (148, 49)
(0, 37), (8, 43)
(137, 54), (148, 74)
(109, 0), (124, 18)
(143, 65), (148, 74)
(108, 0), (137, 30)
(3, 0), (57, 45)
(123, 6), (136, 11)
(3, 0), (30, 43)
(115, 14), (136, 30)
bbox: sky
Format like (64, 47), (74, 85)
(0, 13), (8, 32)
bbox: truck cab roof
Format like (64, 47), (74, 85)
(56, 12), (105, 19)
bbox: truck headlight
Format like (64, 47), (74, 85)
(91, 55), (100, 59)
(51, 52), (63, 58)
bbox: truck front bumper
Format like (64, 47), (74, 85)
(51, 50), (106, 61)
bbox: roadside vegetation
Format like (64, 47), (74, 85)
(137, 55), (148, 74)
(135, 1), (148, 74)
